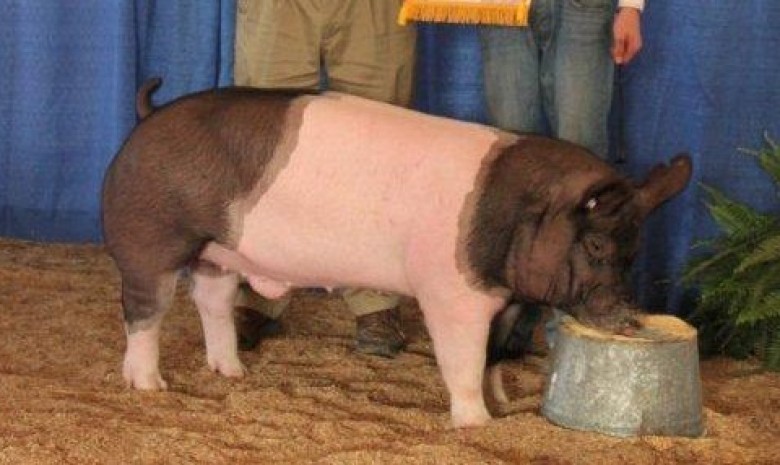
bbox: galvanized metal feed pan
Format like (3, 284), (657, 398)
(541, 314), (704, 438)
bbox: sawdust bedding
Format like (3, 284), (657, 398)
(0, 237), (778, 464)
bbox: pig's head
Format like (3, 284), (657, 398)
(468, 135), (692, 332)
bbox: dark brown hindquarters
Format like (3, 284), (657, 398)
(102, 84), (304, 329)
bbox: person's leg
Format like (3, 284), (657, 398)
(343, 288), (404, 357)
(479, 0), (550, 133)
(529, 1), (615, 351)
(234, 0), (322, 88)
(232, 0), (320, 349)
(550, 0), (615, 158)
(323, 0), (417, 106)
(320, 0), (413, 357)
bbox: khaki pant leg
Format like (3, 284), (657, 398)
(342, 288), (402, 317)
(324, 0), (417, 106)
(234, 0), (316, 320)
(326, 0), (413, 316)
(235, 0), (322, 88)
(236, 0), (410, 319)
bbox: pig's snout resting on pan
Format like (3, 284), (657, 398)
(101, 80), (692, 427)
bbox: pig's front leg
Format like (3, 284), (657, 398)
(190, 266), (246, 378)
(421, 294), (504, 427)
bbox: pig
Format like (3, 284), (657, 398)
(101, 78), (692, 428)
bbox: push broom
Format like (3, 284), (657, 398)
(398, 0), (532, 26)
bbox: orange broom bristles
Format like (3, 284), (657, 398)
(398, 0), (532, 27)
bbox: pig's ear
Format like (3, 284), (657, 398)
(578, 180), (634, 219)
(635, 154), (693, 218)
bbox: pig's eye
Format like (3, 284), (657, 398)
(583, 234), (609, 259)
(584, 198), (598, 210)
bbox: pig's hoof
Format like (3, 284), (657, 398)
(449, 416), (492, 429)
(208, 357), (247, 378)
(123, 369), (168, 391)
(450, 409), (492, 429)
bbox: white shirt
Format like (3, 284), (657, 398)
(618, 0), (645, 11)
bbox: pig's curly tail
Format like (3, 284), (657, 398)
(136, 77), (162, 120)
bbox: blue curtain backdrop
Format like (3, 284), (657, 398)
(1, 1), (779, 314)
(0, 0), (235, 242)
(622, 1), (780, 314)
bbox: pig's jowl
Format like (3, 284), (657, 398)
(102, 80), (692, 427)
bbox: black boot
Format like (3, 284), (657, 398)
(235, 307), (283, 351)
(355, 307), (405, 358)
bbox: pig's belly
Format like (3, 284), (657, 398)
(234, 206), (414, 295)
(235, 153), (424, 295)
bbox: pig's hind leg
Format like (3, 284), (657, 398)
(115, 232), (225, 389)
(121, 271), (178, 390)
(190, 262), (246, 378)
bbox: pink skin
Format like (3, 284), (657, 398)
(612, 7), (643, 65)
(190, 270), (246, 378)
(123, 318), (168, 390)
(207, 94), (511, 427)
(122, 273), (176, 390)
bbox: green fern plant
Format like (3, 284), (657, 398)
(683, 134), (780, 371)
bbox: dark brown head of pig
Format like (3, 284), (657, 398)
(468, 135), (692, 333)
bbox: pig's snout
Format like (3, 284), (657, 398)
(574, 306), (642, 336)
(571, 287), (642, 335)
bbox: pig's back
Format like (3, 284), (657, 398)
(235, 92), (515, 292)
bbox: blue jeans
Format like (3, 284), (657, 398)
(479, 0), (615, 158)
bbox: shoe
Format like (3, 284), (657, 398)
(355, 307), (405, 358)
(234, 306), (283, 351)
